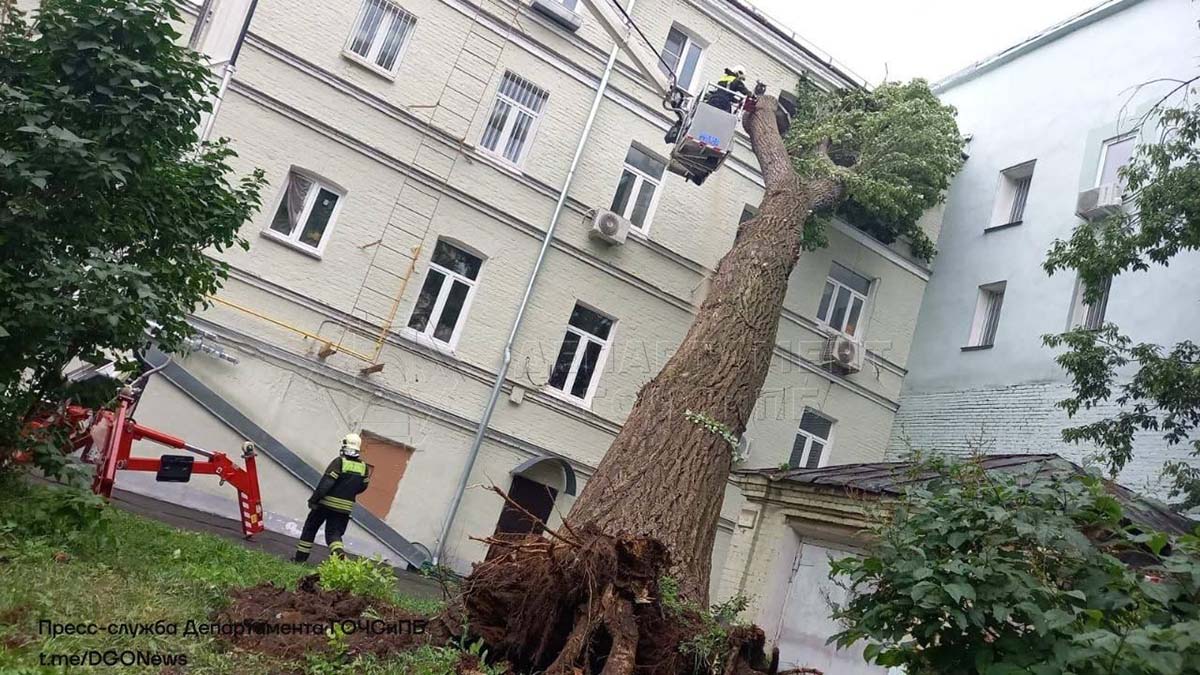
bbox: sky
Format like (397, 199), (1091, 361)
(750, 0), (1103, 84)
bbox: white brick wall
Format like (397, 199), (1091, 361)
(888, 382), (1194, 500)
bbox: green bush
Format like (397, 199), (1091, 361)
(317, 555), (397, 603)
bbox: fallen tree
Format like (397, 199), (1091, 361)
(459, 80), (963, 673)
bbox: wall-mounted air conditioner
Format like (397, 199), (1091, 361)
(530, 0), (582, 32)
(1076, 183), (1124, 220)
(821, 334), (864, 374)
(589, 209), (631, 245)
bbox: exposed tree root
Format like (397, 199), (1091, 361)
(451, 525), (790, 675)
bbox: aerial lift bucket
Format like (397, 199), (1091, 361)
(667, 84), (744, 185)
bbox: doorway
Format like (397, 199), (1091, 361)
(486, 475), (558, 559)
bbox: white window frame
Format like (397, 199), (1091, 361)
(1095, 133), (1136, 188)
(612, 144), (666, 234)
(790, 409), (834, 469)
(987, 160), (1035, 230)
(1068, 275), (1112, 331)
(660, 24), (706, 93)
(261, 169), (345, 258)
(545, 304), (616, 407)
(966, 281), (1006, 348)
(817, 264), (871, 339)
(343, 0), (418, 78)
(402, 240), (483, 352)
(479, 72), (548, 168)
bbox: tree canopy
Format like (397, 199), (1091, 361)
(787, 78), (964, 260)
(1042, 77), (1200, 508)
(0, 0), (264, 468)
(832, 457), (1200, 675)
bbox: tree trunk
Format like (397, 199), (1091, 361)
(565, 96), (843, 603)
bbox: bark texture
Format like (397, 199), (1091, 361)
(566, 96), (844, 602)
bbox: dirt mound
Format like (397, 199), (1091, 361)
(213, 574), (445, 660)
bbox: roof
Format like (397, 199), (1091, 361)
(722, 0), (867, 89)
(934, 0), (1145, 92)
(735, 453), (1195, 535)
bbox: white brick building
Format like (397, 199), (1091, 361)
(102, 0), (939, 663)
(891, 0), (1200, 497)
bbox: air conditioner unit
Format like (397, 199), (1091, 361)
(1076, 183), (1125, 220)
(821, 334), (864, 373)
(589, 209), (631, 245)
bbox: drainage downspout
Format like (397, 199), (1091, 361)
(432, 3), (634, 564)
(199, 0), (259, 143)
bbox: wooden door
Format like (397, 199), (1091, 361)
(487, 475), (558, 559)
(357, 433), (413, 519)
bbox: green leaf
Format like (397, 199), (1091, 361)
(944, 582), (975, 603)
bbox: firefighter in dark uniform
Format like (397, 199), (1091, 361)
(706, 65), (752, 112)
(294, 433), (371, 562)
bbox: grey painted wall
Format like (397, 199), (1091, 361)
(892, 0), (1200, 495)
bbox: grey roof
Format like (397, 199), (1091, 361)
(736, 454), (1195, 535)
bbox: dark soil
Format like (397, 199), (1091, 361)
(213, 574), (446, 660)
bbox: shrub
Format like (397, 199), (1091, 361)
(317, 555), (396, 603)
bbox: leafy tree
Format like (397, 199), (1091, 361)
(0, 0), (264, 473)
(461, 83), (961, 674)
(832, 457), (1200, 674)
(1042, 76), (1200, 508)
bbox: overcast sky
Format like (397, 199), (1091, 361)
(751, 0), (1103, 84)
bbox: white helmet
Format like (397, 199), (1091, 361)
(341, 433), (362, 457)
(732, 64), (747, 77)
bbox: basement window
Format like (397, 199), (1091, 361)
(344, 0), (418, 77)
(547, 303), (615, 406)
(406, 240), (483, 350)
(264, 170), (344, 256)
(965, 281), (1006, 349)
(789, 409), (834, 469)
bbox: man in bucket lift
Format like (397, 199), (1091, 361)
(293, 433), (372, 562)
(665, 65), (753, 144)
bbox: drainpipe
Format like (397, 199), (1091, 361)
(199, 0), (260, 143)
(432, 1), (635, 564)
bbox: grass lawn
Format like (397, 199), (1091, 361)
(0, 481), (466, 674)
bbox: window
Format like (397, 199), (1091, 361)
(266, 171), (343, 254)
(966, 281), (1006, 348)
(660, 25), (704, 91)
(817, 263), (871, 338)
(789, 409), (833, 469)
(987, 161), (1035, 230)
(345, 0), (417, 74)
(610, 144), (666, 232)
(1096, 134), (1136, 188)
(1070, 275), (1111, 331)
(559, 0), (578, 9)
(406, 240), (482, 349)
(480, 72), (548, 166)
(548, 304), (614, 404)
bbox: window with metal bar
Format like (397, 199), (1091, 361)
(788, 409), (834, 469)
(548, 304), (614, 405)
(345, 0), (417, 74)
(1008, 175), (1031, 223)
(610, 144), (666, 232)
(1071, 275), (1112, 331)
(480, 72), (549, 166)
(967, 282), (1006, 348)
(987, 161), (1035, 230)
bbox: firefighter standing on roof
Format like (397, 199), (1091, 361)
(294, 433), (371, 562)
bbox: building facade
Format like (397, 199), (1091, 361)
(890, 0), (1200, 496)
(93, 0), (938, 659)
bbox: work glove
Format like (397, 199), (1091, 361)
(307, 498), (317, 510)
